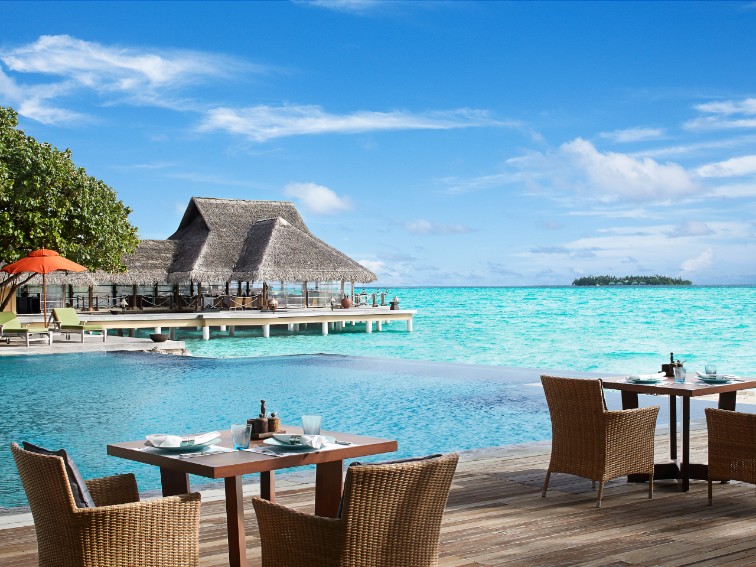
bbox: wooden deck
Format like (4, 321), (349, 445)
(3, 428), (756, 566)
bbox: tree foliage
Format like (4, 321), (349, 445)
(572, 275), (693, 286)
(0, 105), (139, 276)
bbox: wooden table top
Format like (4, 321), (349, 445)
(107, 427), (398, 479)
(600, 375), (756, 398)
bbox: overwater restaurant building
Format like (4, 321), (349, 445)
(15, 197), (377, 313)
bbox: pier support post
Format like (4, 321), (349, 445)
(288, 323), (295, 332)
(129, 328), (136, 338)
(169, 328), (176, 340)
(220, 325), (227, 332)
(229, 326), (235, 337)
(322, 322), (328, 335)
(407, 319), (413, 332)
(329, 322), (334, 331)
(154, 327), (162, 334)
(351, 321), (355, 326)
(376, 320), (382, 332)
(263, 324), (270, 338)
(294, 323), (300, 332)
(366, 320), (373, 333)
(202, 326), (210, 340)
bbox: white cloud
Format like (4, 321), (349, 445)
(685, 97), (756, 131)
(510, 138), (698, 204)
(599, 127), (665, 143)
(299, 0), (381, 13)
(696, 155), (756, 178)
(283, 182), (352, 215)
(681, 248), (714, 273)
(668, 220), (714, 238)
(404, 219), (472, 235)
(0, 34), (248, 122)
(695, 98), (756, 116)
(198, 104), (500, 141)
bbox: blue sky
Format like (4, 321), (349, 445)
(2, 1), (756, 286)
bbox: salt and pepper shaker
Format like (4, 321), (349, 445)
(248, 399), (281, 434)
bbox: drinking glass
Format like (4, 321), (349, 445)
(231, 424), (251, 450)
(705, 364), (717, 376)
(301, 415), (322, 435)
(673, 365), (686, 384)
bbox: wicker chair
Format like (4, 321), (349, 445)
(11, 443), (201, 567)
(706, 408), (756, 505)
(541, 375), (659, 508)
(252, 453), (459, 567)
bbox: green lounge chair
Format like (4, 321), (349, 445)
(0, 312), (53, 347)
(52, 307), (106, 343)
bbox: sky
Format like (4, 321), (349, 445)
(1, 1), (756, 286)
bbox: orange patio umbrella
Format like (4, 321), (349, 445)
(1, 248), (87, 324)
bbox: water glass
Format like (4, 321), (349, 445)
(231, 424), (251, 450)
(673, 366), (686, 384)
(705, 364), (717, 376)
(301, 415), (322, 435)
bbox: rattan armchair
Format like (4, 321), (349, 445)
(11, 443), (201, 567)
(541, 375), (659, 508)
(706, 408), (756, 505)
(252, 453), (459, 567)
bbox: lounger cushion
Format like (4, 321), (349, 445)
(22, 442), (95, 508)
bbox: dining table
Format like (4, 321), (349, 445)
(108, 427), (398, 567)
(601, 374), (756, 491)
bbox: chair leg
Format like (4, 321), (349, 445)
(542, 471), (551, 498)
(596, 481), (604, 508)
(708, 480), (713, 505)
(80, 330), (85, 343)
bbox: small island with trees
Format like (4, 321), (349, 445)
(572, 275), (693, 286)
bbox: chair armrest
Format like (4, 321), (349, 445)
(252, 497), (343, 567)
(75, 493), (201, 566)
(86, 473), (140, 506)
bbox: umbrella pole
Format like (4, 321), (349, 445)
(42, 272), (47, 326)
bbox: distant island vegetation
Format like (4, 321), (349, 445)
(572, 275), (693, 286)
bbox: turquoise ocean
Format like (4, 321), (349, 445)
(186, 286), (756, 376)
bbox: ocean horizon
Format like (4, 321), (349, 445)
(183, 285), (756, 377)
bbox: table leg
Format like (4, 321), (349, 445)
(315, 460), (343, 518)
(719, 391), (737, 411)
(681, 397), (690, 492)
(260, 471), (275, 502)
(621, 391), (639, 409)
(159, 468), (190, 497)
(669, 395), (677, 461)
(224, 476), (247, 567)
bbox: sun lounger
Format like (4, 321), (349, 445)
(0, 312), (52, 347)
(52, 307), (107, 343)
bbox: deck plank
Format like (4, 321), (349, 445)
(3, 429), (756, 566)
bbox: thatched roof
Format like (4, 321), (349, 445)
(108, 197), (376, 285)
(97, 240), (178, 285)
(231, 217), (373, 282)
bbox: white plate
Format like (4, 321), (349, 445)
(264, 435), (335, 450)
(626, 377), (665, 384)
(146, 435), (221, 452)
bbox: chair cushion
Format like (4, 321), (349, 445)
(22, 442), (96, 508)
(338, 454), (444, 517)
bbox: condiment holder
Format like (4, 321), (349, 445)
(247, 399), (284, 440)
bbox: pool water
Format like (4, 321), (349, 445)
(1, 352), (558, 510)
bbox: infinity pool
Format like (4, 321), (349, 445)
(1, 352), (561, 509)
(0, 352), (720, 511)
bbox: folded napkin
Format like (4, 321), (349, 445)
(627, 372), (666, 380)
(696, 371), (739, 380)
(299, 435), (329, 449)
(146, 431), (220, 448)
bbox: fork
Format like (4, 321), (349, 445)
(246, 446), (283, 458)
